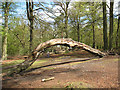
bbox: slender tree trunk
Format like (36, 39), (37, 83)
(64, 2), (69, 38)
(103, 1), (108, 50)
(92, 22), (95, 48)
(2, 2), (9, 60)
(116, 16), (120, 48)
(109, 1), (114, 50)
(77, 16), (80, 42)
(61, 20), (64, 38)
(29, 17), (33, 52)
(90, 2), (95, 48)
(65, 12), (68, 38)
(26, 0), (34, 53)
(77, 21), (80, 42)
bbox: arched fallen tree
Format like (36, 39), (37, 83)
(8, 38), (106, 75)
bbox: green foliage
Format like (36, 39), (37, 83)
(1, 1), (119, 57)
(7, 17), (30, 56)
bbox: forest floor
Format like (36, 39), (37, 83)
(2, 51), (120, 89)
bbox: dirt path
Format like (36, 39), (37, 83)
(2, 55), (119, 88)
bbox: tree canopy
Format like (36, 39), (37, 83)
(0, 1), (120, 59)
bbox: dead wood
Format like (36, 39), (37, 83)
(7, 38), (106, 76)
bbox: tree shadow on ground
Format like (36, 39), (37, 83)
(24, 57), (98, 74)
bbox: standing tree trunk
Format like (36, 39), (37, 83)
(103, 1), (108, 50)
(116, 15), (120, 48)
(77, 21), (80, 42)
(91, 2), (95, 48)
(92, 22), (95, 48)
(109, 0), (114, 50)
(64, 2), (69, 38)
(2, 2), (9, 60)
(61, 19), (64, 38)
(116, 1), (120, 48)
(26, 0), (34, 53)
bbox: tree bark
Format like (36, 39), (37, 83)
(8, 38), (106, 76)
(2, 2), (9, 60)
(77, 21), (80, 42)
(26, 0), (34, 53)
(109, 1), (114, 50)
(91, 2), (95, 48)
(64, 1), (70, 38)
(116, 16), (120, 48)
(103, 1), (108, 50)
(92, 22), (95, 48)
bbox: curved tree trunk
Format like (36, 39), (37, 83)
(8, 38), (106, 75)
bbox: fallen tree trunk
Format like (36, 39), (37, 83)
(33, 38), (106, 56)
(8, 38), (106, 76)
